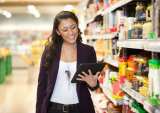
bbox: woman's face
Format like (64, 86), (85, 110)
(57, 18), (78, 44)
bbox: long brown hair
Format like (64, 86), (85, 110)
(44, 11), (82, 71)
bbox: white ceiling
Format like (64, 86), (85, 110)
(0, 0), (81, 4)
(0, 5), (66, 15)
(0, 0), (82, 15)
(0, 0), (86, 31)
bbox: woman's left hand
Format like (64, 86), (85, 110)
(77, 69), (100, 88)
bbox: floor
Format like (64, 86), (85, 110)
(0, 66), (107, 113)
(0, 67), (38, 113)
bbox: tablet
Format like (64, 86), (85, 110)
(71, 62), (106, 83)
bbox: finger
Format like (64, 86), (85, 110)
(94, 72), (100, 79)
(78, 74), (84, 79)
(77, 74), (86, 81)
(82, 72), (88, 76)
(76, 78), (83, 81)
(88, 69), (93, 75)
(96, 71), (100, 76)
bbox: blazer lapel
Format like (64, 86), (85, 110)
(48, 43), (62, 91)
(77, 42), (82, 69)
(76, 42), (84, 96)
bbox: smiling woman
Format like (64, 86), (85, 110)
(36, 11), (100, 113)
(57, 19), (78, 44)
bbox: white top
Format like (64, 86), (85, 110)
(50, 60), (79, 104)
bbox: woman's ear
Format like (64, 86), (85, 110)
(56, 30), (60, 36)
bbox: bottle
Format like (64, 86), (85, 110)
(153, 60), (160, 96)
(148, 59), (160, 96)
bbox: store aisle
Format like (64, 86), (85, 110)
(0, 67), (38, 113)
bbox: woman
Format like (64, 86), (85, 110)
(36, 11), (100, 113)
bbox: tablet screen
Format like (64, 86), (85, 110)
(71, 62), (105, 83)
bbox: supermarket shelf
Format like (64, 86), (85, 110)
(105, 0), (134, 13)
(122, 85), (160, 113)
(117, 39), (160, 53)
(117, 39), (146, 49)
(121, 85), (146, 104)
(85, 9), (104, 24)
(104, 58), (118, 68)
(85, 33), (117, 40)
(86, 18), (94, 25)
(102, 86), (123, 106)
(86, 0), (134, 22)
(143, 101), (160, 113)
(144, 40), (160, 53)
(97, 56), (104, 62)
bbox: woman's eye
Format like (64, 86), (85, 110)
(60, 28), (68, 32)
(62, 29), (68, 32)
(60, 25), (77, 32)
(71, 25), (77, 30)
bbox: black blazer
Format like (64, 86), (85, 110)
(36, 42), (97, 113)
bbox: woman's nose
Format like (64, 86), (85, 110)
(68, 28), (74, 34)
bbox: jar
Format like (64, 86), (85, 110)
(119, 57), (127, 76)
(135, 2), (146, 21)
(132, 22), (143, 39)
(127, 56), (138, 80)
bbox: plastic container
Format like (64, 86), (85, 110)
(148, 59), (160, 96)
(127, 56), (138, 80)
(119, 57), (127, 76)
(0, 57), (6, 84)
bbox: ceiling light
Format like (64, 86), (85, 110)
(0, 9), (12, 18)
(27, 5), (36, 13)
(27, 5), (40, 18)
(34, 12), (40, 18)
